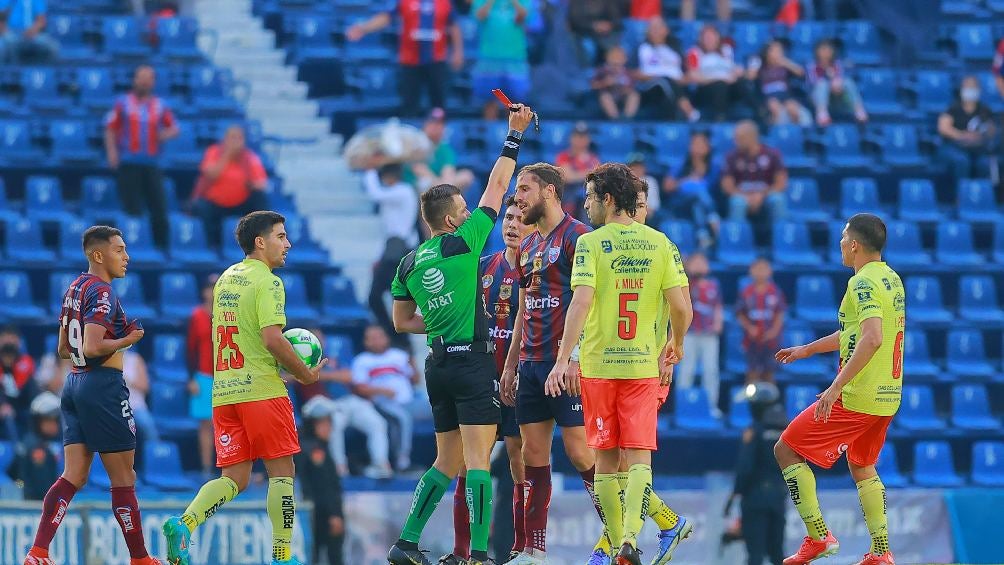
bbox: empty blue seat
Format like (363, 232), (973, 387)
(151, 381), (198, 433)
(779, 323), (829, 377)
(786, 178), (830, 222)
(101, 16), (152, 58)
(959, 275), (1004, 323)
(827, 221), (846, 264)
(766, 125), (815, 169)
(57, 217), (90, 262)
(972, 442), (1004, 486)
(954, 24), (993, 61)
(785, 385), (817, 421)
(716, 221), (756, 267)
(840, 177), (881, 218)
(20, 67), (64, 112)
(885, 221), (931, 268)
(0, 271), (46, 320)
(913, 441), (964, 487)
(659, 221), (697, 257)
(709, 123), (736, 154)
(151, 334), (188, 382)
(673, 388), (724, 430)
(905, 277), (951, 323)
(640, 124), (689, 170)
(48, 14), (97, 62)
(731, 21), (776, 60)
(724, 327), (747, 375)
(321, 275), (370, 323)
(904, 329), (941, 379)
(0, 178), (15, 223)
(116, 217), (166, 265)
(168, 214), (219, 266)
(772, 221), (822, 266)
(278, 273), (320, 320)
(325, 334), (356, 369)
(946, 328), (996, 378)
(787, 21), (836, 60)
(143, 441), (196, 490)
(86, 454), (112, 491)
(156, 17), (202, 60)
(591, 123), (636, 159)
(344, 66), (400, 111)
(856, 69), (902, 116)
(875, 444), (909, 488)
(161, 131), (203, 169)
(897, 179), (942, 222)
(5, 218), (57, 264)
(840, 21), (883, 64)
(795, 275), (836, 324)
(728, 386), (752, 429)
(951, 384), (1000, 430)
(879, 124), (925, 168)
(48, 272), (78, 316)
(26, 175), (74, 223)
(220, 216), (244, 263)
(936, 222), (983, 266)
(910, 70), (953, 113)
(111, 275), (155, 320)
(823, 125), (870, 169)
(77, 67), (115, 111)
(958, 178), (1002, 222)
(159, 272), (200, 322)
(81, 176), (121, 220)
(282, 215), (330, 267)
(0, 119), (44, 164)
(897, 385), (945, 431)
(995, 221), (1004, 264)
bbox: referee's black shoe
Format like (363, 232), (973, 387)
(388, 542), (432, 565)
(615, 542), (643, 565)
(437, 554), (464, 565)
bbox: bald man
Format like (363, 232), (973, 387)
(720, 120), (788, 231)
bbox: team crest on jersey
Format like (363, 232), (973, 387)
(529, 275), (542, 291)
(533, 257), (543, 272)
(548, 246), (560, 263)
(495, 301), (511, 318)
(499, 283), (512, 300)
(521, 251), (529, 266)
(482, 274), (494, 289)
(601, 240), (613, 253)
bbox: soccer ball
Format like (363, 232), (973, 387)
(283, 328), (323, 369)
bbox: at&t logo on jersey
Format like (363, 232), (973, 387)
(525, 294), (560, 310)
(422, 268), (446, 293)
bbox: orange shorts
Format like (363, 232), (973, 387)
(212, 396), (300, 467)
(582, 377), (661, 450)
(780, 399), (892, 469)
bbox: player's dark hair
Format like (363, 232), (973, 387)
(584, 163), (643, 217)
(518, 162), (565, 199)
(421, 184), (462, 230)
(503, 194), (517, 208)
(847, 213), (886, 253)
(82, 225), (123, 252)
(235, 210), (286, 254)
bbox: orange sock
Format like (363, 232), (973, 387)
(28, 547), (49, 558)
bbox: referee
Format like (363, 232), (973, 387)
(387, 104), (535, 565)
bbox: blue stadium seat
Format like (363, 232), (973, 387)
(57, 217), (90, 262)
(727, 385), (752, 429)
(156, 17), (202, 60)
(143, 440), (197, 490)
(5, 218), (57, 264)
(954, 24), (993, 61)
(116, 217), (166, 265)
(0, 441), (14, 483)
(0, 178), (16, 223)
(904, 329), (941, 379)
(159, 272), (200, 323)
(856, 69), (902, 116)
(995, 221), (1004, 264)
(168, 214), (219, 266)
(283, 215), (330, 267)
(20, 67), (65, 113)
(958, 178), (1002, 222)
(840, 21), (883, 64)
(151, 334), (188, 382)
(86, 454), (112, 491)
(76, 67), (115, 112)
(321, 274), (371, 323)
(278, 272), (320, 320)
(716, 221), (756, 267)
(101, 16), (152, 58)
(161, 130), (203, 170)
(111, 275), (156, 320)
(959, 275), (1004, 323)
(823, 125), (870, 169)
(879, 124), (924, 168)
(48, 14), (97, 62)
(25, 175), (74, 223)
(591, 123), (636, 158)
(325, 334), (356, 370)
(946, 328), (996, 378)
(827, 221), (846, 264)
(795, 275), (836, 324)
(709, 123), (736, 154)
(876, 444), (909, 487)
(779, 323), (829, 377)
(951, 384), (1000, 430)
(905, 277), (951, 323)
(81, 175), (121, 221)
(673, 387), (724, 430)
(910, 70), (953, 114)
(50, 119), (101, 165)
(787, 21), (836, 61)
(639, 124), (689, 171)
(840, 177), (881, 218)
(724, 327), (747, 375)
(0, 271), (46, 320)
(344, 66), (400, 111)
(897, 385), (945, 431)
(913, 441), (963, 487)
(936, 221), (983, 266)
(766, 125), (815, 169)
(885, 221), (931, 268)
(0, 119), (45, 165)
(151, 381), (199, 433)
(772, 221), (822, 266)
(731, 21), (776, 60)
(898, 179), (942, 222)
(786, 178), (830, 222)
(972, 442), (1004, 486)
(785, 385), (817, 421)
(659, 221), (697, 257)
(48, 272), (78, 316)
(219, 216), (244, 263)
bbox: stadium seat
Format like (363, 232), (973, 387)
(823, 125), (870, 169)
(935, 222), (983, 266)
(787, 21), (836, 61)
(168, 214), (220, 266)
(855, 70), (902, 117)
(724, 327), (747, 375)
(81, 175), (121, 221)
(25, 175), (74, 223)
(779, 323), (829, 377)
(283, 215), (330, 267)
(883, 221), (931, 268)
(156, 17), (202, 60)
(591, 123), (636, 158)
(904, 329), (941, 379)
(909, 70), (953, 114)
(20, 67), (65, 113)
(161, 130), (204, 169)
(958, 275), (1004, 323)
(320, 274), (370, 323)
(795, 275), (836, 323)
(840, 177), (881, 218)
(716, 221), (756, 267)
(727, 385), (752, 429)
(905, 277), (951, 323)
(971, 442), (1004, 486)
(111, 275), (155, 320)
(151, 381), (199, 433)
(951, 384), (1000, 430)
(86, 454), (112, 491)
(875, 444), (909, 488)
(219, 216), (244, 263)
(731, 21), (776, 60)
(5, 218), (57, 265)
(840, 21), (883, 64)
(57, 217), (90, 263)
(897, 179), (942, 222)
(786, 178), (830, 222)
(343, 66), (400, 112)
(116, 217), (166, 265)
(76, 67), (115, 112)
(785, 385), (817, 421)
(946, 328), (996, 378)
(0, 119), (45, 165)
(278, 272), (320, 320)
(639, 124), (689, 170)
(0, 271), (46, 320)
(958, 178), (1002, 222)
(325, 334), (356, 369)
(673, 387), (724, 431)
(0, 178), (16, 223)
(827, 221), (845, 264)
(912, 441), (964, 487)
(995, 221), (1004, 264)
(0, 442), (14, 483)
(658, 221), (697, 257)
(48, 272), (78, 316)
(143, 440), (197, 490)
(879, 124), (925, 168)
(953, 24), (993, 61)
(101, 16), (152, 58)
(772, 221), (822, 266)
(159, 272), (200, 323)
(765, 125), (815, 169)
(897, 385), (945, 431)
(709, 123), (736, 154)
(48, 14), (97, 62)
(150, 334), (188, 383)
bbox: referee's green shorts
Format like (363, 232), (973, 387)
(425, 350), (500, 433)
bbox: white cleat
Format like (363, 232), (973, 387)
(502, 552), (549, 565)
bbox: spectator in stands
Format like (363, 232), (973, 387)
(186, 274), (217, 475)
(994, 38), (1004, 99)
(0, 0), (58, 63)
(676, 252), (723, 417)
(747, 39), (811, 126)
(635, 17), (700, 122)
(34, 348), (69, 395)
(297, 414), (345, 565)
(721, 121), (787, 235)
(6, 392), (61, 500)
(122, 350), (158, 444)
(556, 121), (600, 194)
(686, 25), (744, 121)
(662, 130), (720, 250)
(937, 75), (998, 181)
(567, 0), (623, 65)
(409, 108), (475, 194)
(629, 0), (661, 18)
(0, 325), (38, 443)
(591, 45), (641, 119)
(105, 65), (179, 250)
(471, 0), (532, 121)
(626, 152), (660, 221)
(736, 257), (786, 384)
(680, 0), (731, 21)
(346, 0), (464, 117)
(806, 39), (867, 126)
(190, 125), (269, 248)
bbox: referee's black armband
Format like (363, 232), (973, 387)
(501, 129), (522, 161)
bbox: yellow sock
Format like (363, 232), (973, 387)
(624, 464), (653, 547)
(647, 490), (680, 530)
(782, 463), (828, 541)
(267, 477), (295, 562)
(594, 473), (622, 552)
(856, 477), (889, 555)
(180, 476), (239, 533)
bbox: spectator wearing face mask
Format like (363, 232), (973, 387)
(938, 75), (998, 181)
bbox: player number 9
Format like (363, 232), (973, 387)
(64, 317), (85, 367)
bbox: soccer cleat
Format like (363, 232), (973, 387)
(162, 516), (192, 565)
(650, 516), (694, 565)
(501, 552), (548, 565)
(23, 554), (56, 565)
(586, 548), (611, 565)
(271, 558), (306, 565)
(782, 532), (839, 565)
(615, 543), (643, 565)
(437, 554), (465, 565)
(131, 558), (164, 565)
(387, 543), (433, 565)
(467, 559), (496, 565)
(851, 552), (895, 565)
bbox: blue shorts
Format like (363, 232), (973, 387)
(516, 360), (584, 427)
(62, 367), (137, 453)
(500, 402), (520, 438)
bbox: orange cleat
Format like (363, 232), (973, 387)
(24, 547), (56, 565)
(782, 532), (840, 565)
(130, 557), (164, 565)
(851, 552), (895, 565)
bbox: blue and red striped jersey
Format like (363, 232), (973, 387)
(516, 214), (591, 362)
(104, 93), (176, 162)
(388, 0), (454, 66)
(58, 273), (135, 373)
(480, 250), (520, 373)
(737, 281), (787, 349)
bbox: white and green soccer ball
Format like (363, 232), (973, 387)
(283, 328), (323, 369)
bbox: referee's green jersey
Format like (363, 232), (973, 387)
(392, 207), (498, 346)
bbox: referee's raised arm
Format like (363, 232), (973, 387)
(477, 104), (535, 215)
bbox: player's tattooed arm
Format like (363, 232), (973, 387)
(392, 300), (427, 335)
